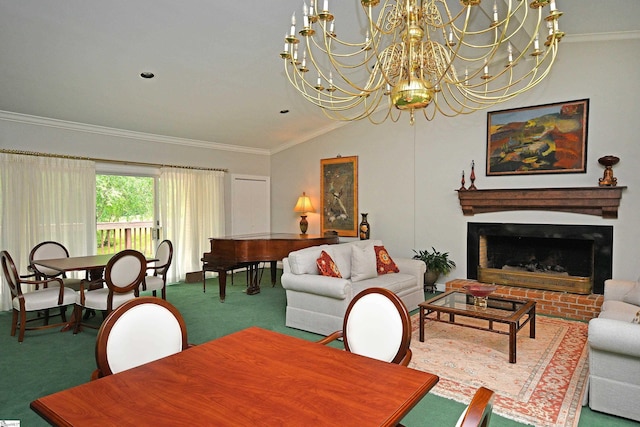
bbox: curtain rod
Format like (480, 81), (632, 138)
(0, 149), (228, 172)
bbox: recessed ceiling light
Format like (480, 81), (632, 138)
(140, 72), (155, 79)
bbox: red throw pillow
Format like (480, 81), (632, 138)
(316, 250), (342, 278)
(375, 245), (399, 274)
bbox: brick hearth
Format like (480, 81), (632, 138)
(446, 279), (603, 322)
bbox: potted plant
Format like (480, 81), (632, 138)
(412, 247), (456, 291)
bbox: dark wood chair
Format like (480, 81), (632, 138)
(74, 249), (146, 333)
(91, 296), (190, 380)
(457, 387), (495, 427)
(1, 250), (77, 342)
(26, 241), (85, 291)
(318, 287), (412, 366)
(140, 239), (173, 299)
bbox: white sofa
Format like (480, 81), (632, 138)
(587, 278), (640, 422)
(281, 239), (425, 336)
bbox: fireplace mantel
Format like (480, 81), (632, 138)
(457, 186), (626, 219)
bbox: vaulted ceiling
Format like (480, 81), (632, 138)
(1, 1), (638, 154)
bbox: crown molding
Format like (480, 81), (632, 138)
(564, 30), (640, 43)
(0, 110), (270, 156)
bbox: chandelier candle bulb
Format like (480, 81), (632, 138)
(493, 1), (498, 23)
(323, 0), (328, 12)
(290, 13), (296, 36)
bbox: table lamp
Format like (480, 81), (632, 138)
(294, 192), (315, 235)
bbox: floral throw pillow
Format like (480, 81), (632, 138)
(375, 245), (399, 275)
(316, 250), (342, 278)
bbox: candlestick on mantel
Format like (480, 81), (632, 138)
(469, 160), (477, 190)
(459, 170), (466, 191)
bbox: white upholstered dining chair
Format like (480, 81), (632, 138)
(74, 249), (146, 333)
(455, 387), (495, 427)
(27, 241), (84, 291)
(140, 239), (173, 299)
(318, 287), (413, 366)
(1, 250), (77, 342)
(91, 296), (190, 379)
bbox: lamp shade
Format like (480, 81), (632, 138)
(294, 192), (315, 214)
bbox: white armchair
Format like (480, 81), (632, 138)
(587, 279), (640, 422)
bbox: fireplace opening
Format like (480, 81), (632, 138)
(485, 235), (593, 277)
(468, 223), (613, 294)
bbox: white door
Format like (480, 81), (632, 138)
(231, 175), (270, 235)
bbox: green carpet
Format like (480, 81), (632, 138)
(0, 271), (636, 426)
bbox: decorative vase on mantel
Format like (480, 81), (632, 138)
(359, 213), (370, 240)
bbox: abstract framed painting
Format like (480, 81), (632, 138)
(486, 99), (589, 176)
(320, 156), (358, 237)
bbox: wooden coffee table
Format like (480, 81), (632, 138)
(418, 290), (536, 363)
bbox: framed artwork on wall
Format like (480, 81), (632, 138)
(320, 156), (358, 237)
(486, 99), (589, 176)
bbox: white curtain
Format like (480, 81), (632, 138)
(0, 154), (96, 311)
(159, 167), (225, 283)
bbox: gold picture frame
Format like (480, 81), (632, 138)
(320, 156), (358, 237)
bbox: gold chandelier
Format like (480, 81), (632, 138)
(280, 0), (564, 124)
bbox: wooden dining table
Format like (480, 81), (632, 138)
(33, 253), (157, 281)
(30, 326), (439, 426)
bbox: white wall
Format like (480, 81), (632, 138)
(271, 36), (640, 286)
(0, 116), (271, 234)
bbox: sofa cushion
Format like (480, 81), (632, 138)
(316, 251), (342, 278)
(351, 272), (417, 296)
(351, 243), (377, 282)
(326, 243), (353, 280)
(622, 282), (640, 306)
(288, 245), (328, 275)
(375, 245), (399, 274)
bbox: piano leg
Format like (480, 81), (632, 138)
(218, 270), (228, 302)
(270, 261), (277, 287)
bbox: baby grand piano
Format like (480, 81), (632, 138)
(202, 233), (339, 302)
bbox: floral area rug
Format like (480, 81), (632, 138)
(409, 314), (589, 427)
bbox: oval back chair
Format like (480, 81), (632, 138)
(318, 287), (412, 366)
(1, 250), (77, 342)
(75, 249), (147, 333)
(456, 387), (495, 427)
(28, 241), (84, 290)
(140, 239), (173, 299)
(92, 296), (189, 379)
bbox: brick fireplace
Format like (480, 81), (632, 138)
(457, 222), (613, 321)
(446, 279), (603, 321)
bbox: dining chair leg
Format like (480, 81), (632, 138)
(18, 310), (27, 342)
(10, 309), (18, 337)
(60, 306), (68, 323)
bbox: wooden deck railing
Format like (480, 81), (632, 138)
(97, 221), (155, 256)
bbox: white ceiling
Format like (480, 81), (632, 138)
(1, 1), (639, 154)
